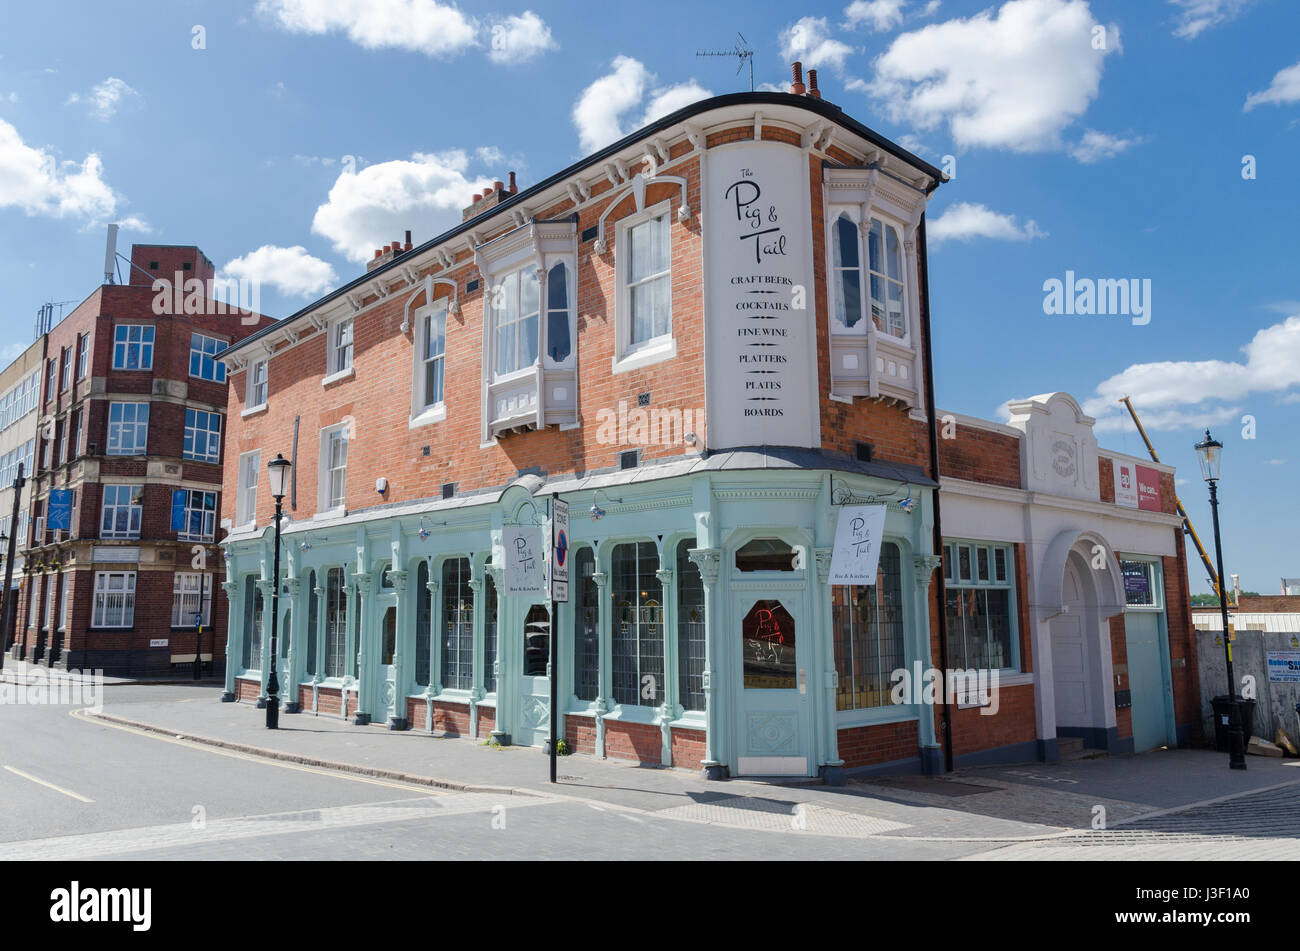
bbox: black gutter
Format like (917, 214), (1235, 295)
(225, 91), (946, 359)
(918, 214), (954, 775)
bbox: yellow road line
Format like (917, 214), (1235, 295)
(68, 708), (445, 798)
(3, 765), (94, 803)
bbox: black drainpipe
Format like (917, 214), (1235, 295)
(918, 215), (954, 774)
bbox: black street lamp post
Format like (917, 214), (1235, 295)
(1194, 430), (1246, 770)
(265, 454), (292, 730)
(192, 565), (207, 681)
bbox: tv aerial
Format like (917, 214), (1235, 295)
(696, 33), (754, 92)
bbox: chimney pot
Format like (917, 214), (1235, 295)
(791, 62), (806, 96)
(508, 171), (518, 193)
(807, 69), (821, 99)
(494, 180), (505, 194)
(374, 249), (382, 260)
(404, 230), (413, 251)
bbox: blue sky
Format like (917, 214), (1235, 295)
(1, 0), (1297, 595)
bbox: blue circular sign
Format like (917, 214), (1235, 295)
(555, 530), (568, 566)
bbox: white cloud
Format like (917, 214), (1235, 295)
(928, 201), (1046, 244)
(1168, 0), (1253, 39)
(220, 246), (338, 298)
(256, 0), (479, 57)
(487, 11), (556, 64)
(1245, 60), (1300, 111)
(0, 117), (128, 225)
(780, 16), (854, 73)
(311, 149), (494, 263)
(867, 0), (1116, 153)
(1265, 458), (1286, 466)
(572, 57), (710, 154)
(1083, 314), (1300, 432)
(921, 0), (942, 14)
(1070, 129), (1142, 163)
(844, 1), (907, 33)
(67, 77), (139, 121)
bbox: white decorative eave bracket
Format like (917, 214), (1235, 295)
(592, 172), (691, 254)
(401, 274), (460, 333)
(345, 292), (363, 314)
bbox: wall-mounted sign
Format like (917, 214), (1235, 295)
(1266, 650), (1300, 683)
(47, 489), (73, 532)
(1120, 560), (1154, 606)
(503, 523), (545, 596)
(550, 497), (569, 603)
(704, 141), (818, 450)
(149, 639), (169, 648)
(828, 505), (888, 585)
(1113, 460), (1161, 511)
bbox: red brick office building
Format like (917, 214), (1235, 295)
(9, 244), (272, 676)
(216, 75), (1199, 779)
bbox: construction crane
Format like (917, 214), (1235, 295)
(1118, 396), (1221, 598)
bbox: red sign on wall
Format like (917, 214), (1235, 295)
(1136, 464), (1162, 512)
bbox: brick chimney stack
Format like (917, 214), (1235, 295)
(791, 62), (806, 96)
(807, 69), (821, 99)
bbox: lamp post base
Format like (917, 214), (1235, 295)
(265, 698), (279, 730)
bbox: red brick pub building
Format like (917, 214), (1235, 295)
(217, 77), (1198, 780)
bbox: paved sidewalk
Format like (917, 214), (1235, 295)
(84, 684), (1300, 848)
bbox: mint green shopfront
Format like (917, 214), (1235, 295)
(221, 451), (945, 781)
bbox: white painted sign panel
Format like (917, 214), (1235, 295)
(503, 524), (546, 596)
(704, 142), (818, 450)
(828, 505), (888, 585)
(550, 497), (569, 604)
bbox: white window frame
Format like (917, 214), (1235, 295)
(490, 267), (541, 380)
(172, 572), (213, 627)
(183, 408), (222, 463)
(77, 332), (90, 381)
(189, 332), (228, 383)
(825, 207), (912, 345)
(943, 540), (1020, 673)
(411, 300), (448, 425)
(244, 359), (268, 413)
(542, 260), (576, 370)
(829, 211), (866, 335)
(325, 316), (354, 381)
(111, 325), (155, 371)
(614, 200), (675, 373)
(106, 401), (149, 456)
(92, 571), (136, 629)
(101, 484), (144, 539)
(236, 450), (260, 528)
(319, 424), (349, 514)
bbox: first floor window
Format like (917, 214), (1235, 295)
(324, 567), (346, 678)
(248, 360), (268, 407)
(573, 547), (599, 702)
(101, 484), (143, 539)
(492, 268), (539, 376)
(237, 451), (260, 526)
(321, 425), (348, 511)
(183, 409), (222, 462)
(106, 402), (149, 455)
(330, 318), (353, 375)
(93, 571), (136, 628)
(611, 542), (664, 708)
(189, 332), (228, 382)
(60, 346), (72, 391)
(943, 541), (1017, 671)
(419, 302), (446, 410)
(833, 542), (904, 711)
(178, 490), (217, 542)
(77, 332), (90, 380)
(441, 558), (473, 690)
(545, 262), (572, 364)
(112, 325), (155, 370)
(171, 572), (213, 627)
(867, 218), (906, 338)
(831, 213), (863, 332)
(625, 211), (671, 346)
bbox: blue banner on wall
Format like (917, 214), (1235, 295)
(171, 489), (187, 532)
(47, 489), (73, 532)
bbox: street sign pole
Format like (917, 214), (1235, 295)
(549, 493), (569, 784)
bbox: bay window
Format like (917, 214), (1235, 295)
(492, 268), (540, 377)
